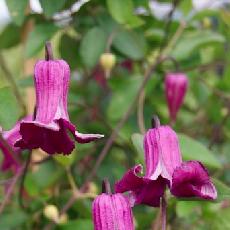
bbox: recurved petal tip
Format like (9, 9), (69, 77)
(115, 164), (144, 193)
(74, 131), (104, 143)
(171, 160), (217, 200)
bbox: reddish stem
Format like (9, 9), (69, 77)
(45, 41), (53, 61)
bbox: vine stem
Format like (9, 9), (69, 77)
(161, 195), (167, 230)
(19, 151), (32, 210)
(0, 166), (24, 214)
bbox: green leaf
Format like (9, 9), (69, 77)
(213, 178), (230, 202)
(176, 201), (200, 218)
(178, 134), (221, 169)
(0, 87), (20, 129)
(58, 219), (93, 230)
(0, 210), (27, 229)
(54, 153), (76, 167)
(25, 161), (64, 195)
(80, 27), (107, 68)
(107, 76), (141, 121)
(59, 34), (80, 69)
(113, 29), (146, 60)
(0, 23), (20, 50)
(171, 31), (225, 60)
(25, 24), (58, 58)
(6, 0), (28, 26)
(107, 0), (144, 27)
(39, 0), (66, 17)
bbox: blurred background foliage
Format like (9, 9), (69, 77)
(0, 0), (230, 229)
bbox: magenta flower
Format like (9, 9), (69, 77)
(92, 180), (134, 230)
(0, 116), (32, 172)
(115, 117), (217, 207)
(165, 73), (188, 123)
(15, 42), (103, 155)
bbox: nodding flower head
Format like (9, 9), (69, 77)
(165, 73), (188, 123)
(115, 116), (217, 207)
(15, 42), (103, 155)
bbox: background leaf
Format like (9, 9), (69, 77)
(6, 0), (28, 26)
(0, 87), (20, 129)
(39, 0), (66, 17)
(0, 23), (20, 50)
(178, 134), (221, 169)
(25, 24), (58, 58)
(80, 27), (107, 68)
(107, 0), (143, 27)
(113, 29), (147, 60)
(171, 31), (225, 60)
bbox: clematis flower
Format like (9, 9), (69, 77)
(92, 180), (134, 230)
(15, 42), (103, 155)
(165, 73), (188, 123)
(0, 116), (32, 172)
(115, 117), (217, 207)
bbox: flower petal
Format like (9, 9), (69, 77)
(92, 193), (134, 230)
(115, 165), (145, 193)
(16, 119), (75, 155)
(171, 161), (217, 200)
(0, 116), (32, 171)
(60, 119), (104, 143)
(144, 126), (182, 182)
(115, 165), (166, 207)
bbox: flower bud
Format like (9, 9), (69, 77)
(58, 213), (68, 224)
(92, 193), (134, 230)
(165, 73), (188, 123)
(43, 204), (59, 222)
(99, 53), (116, 78)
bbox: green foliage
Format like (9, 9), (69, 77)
(6, 0), (28, 26)
(178, 134), (221, 169)
(58, 219), (93, 230)
(0, 210), (28, 229)
(39, 0), (66, 17)
(0, 87), (20, 129)
(0, 23), (20, 50)
(79, 27), (107, 68)
(113, 28), (147, 60)
(25, 24), (58, 58)
(172, 31), (225, 60)
(106, 0), (144, 28)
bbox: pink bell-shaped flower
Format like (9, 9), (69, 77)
(92, 179), (134, 230)
(15, 42), (103, 155)
(115, 116), (217, 207)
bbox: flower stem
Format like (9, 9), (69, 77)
(161, 195), (167, 230)
(45, 41), (53, 61)
(102, 178), (111, 194)
(152, 115), (161, 128)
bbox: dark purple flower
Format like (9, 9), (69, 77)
(116, 119), (217, 207)
(171, 161), (217, 200)
(15, 43), (103, 155)
(116, 125), (181, 207)
(165, 73), (188, 123)
(0, 116), (32, 172)
(92, 193), (134, 230)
